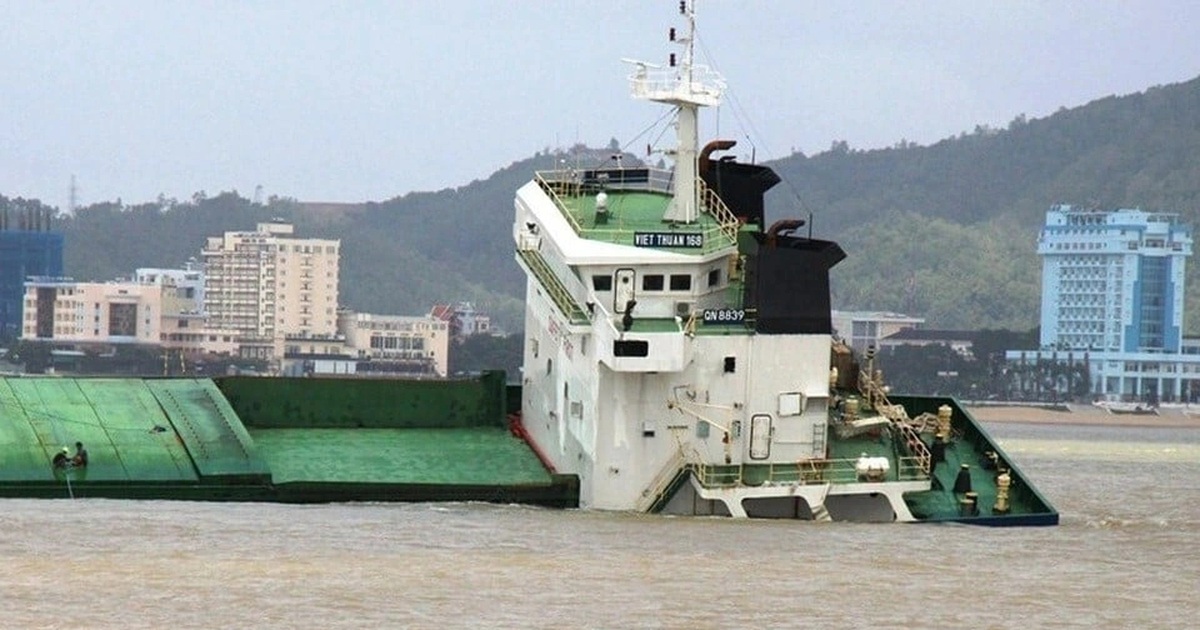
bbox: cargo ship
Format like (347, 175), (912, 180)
(507, 1), (1056, 525)
(0, 2), (1056, 525)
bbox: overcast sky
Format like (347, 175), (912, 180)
(3, 1), (1199, 210)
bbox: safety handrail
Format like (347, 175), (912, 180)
(515, 248), (590, 325)
(689, 456), (929, 488)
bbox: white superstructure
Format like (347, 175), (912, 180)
(511, 2), (933, 521)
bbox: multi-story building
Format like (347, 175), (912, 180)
(0, 207), (63, 340)
(1037, 205), (1190, 352)
(20, 278), (163, 345)
(1009, 205), (1200, 402)
(202, 222), (340, 360)
(830, 310), (924, 354)
(136, 263), (239, 357)
(338, 311), (449, 377)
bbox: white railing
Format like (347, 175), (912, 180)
(628, 64), (725, 107)
(698, 179), (741, 247)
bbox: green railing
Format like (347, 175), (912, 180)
(534, 171), (738, 254)
(690, 457), (929, 489)
(516, 248), (590, 325)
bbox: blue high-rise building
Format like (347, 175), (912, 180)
(0, 206), (64, 340)
(1038, 205), (1192, 353)
(1010, 204), (1200, 403)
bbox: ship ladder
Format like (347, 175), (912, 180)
(803, 477), (833, 522)
(859, 379), (932, 476)
(635, 448), (688, 513)
(697, 179), (741, 247)
(893, 421), (931, 475)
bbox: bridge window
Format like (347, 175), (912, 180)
(642, 275), (664, 291)
(669, 274), (691, 291)
(592, 275), (612, 291)
(613, 340), (649, 357)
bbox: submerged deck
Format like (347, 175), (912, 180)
(253, 427), (552, 485)
(0, 375), (574, 506)
(677, 397), (1057, 525)
(0, 377), (266, 486)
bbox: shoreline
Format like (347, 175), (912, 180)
(965, 405), (1200, 429)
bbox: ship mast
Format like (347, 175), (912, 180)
(628, 0), (724, 224)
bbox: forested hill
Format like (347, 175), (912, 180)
(767, 74), (1200, 332)
(6, 75), (1200, 333)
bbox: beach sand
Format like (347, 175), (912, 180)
(965, 404), (1200, 429)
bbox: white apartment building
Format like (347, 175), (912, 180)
(202, 221), (340, 360)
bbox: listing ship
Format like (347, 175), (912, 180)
(0, 3), (1055, 525)
(509, 1), (1056, 524)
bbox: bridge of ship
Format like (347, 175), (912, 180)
(534, 167), (740, 253)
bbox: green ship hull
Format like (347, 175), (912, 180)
(0, 372), (575, 507)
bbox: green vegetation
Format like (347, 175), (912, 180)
(771, 75), (1200, 331)
(7, 76), (1200, 334)
(448, 334), (524, 380)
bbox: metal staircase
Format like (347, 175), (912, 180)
(516, 248), (590, 325)
(698, 179), (742, 247)
(635, 448), (688, 513)
(859, 376), (932, 474)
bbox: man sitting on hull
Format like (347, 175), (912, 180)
(50, 443), (89, 469)
(72, 442), (88, 467)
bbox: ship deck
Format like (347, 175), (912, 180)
(684, 397), (1057, 524)
(252, 427), (552, 485)
(537, 171), (734, 254)
(0, 375), (573, 506)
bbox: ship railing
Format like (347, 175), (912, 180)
(697, 178), (741, 248)
(689, 457), (929, 488)
(628, 64), (725, 107)
(535, 169), (737, 254)
(895, 456), (929, 482)
(535, 172), (585, 234)
(635, 447), (688, 513)
(859, 374), (933, 475)
(533, 242), (594, 320)
(514, 247), (591, 326)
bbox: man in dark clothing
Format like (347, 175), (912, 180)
(52, 447), (70, 469)
(71, 442), (88, 467)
